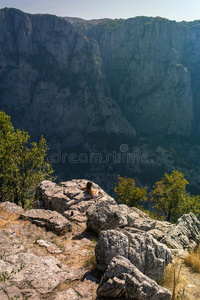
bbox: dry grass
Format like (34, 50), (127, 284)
(185, 245), (200, 273)
(0, 208), (19, 229)
(83, 253), (96, 270)
(160, 260), (187, 300)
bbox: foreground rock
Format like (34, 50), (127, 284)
(97, 256), (171, 300)
(0, 202), (99, 299)
(95, 230), (172, 281)
(36, 239), (63, 254)
(1, 252), (69, 294)
(0, 201), (24, 214)
(161, 212), (200, 250)
(20, 209), (72, 235)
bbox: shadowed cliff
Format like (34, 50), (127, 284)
(1, 8), (200, 193)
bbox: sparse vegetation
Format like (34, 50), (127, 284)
(0, 252), (26, 299)
(0, 111), (55, 208)
(139, 208), (165, 221)
(83, 253), (96, 270)
(160, 262), (186, 300)
(185, 245), (200, 273)
(52, 238), (65, 251)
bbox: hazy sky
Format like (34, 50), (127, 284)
(0, 0), (200, 21)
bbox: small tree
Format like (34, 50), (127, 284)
(114, 175), (147, 207)
(0, 111), (54, 208)
(149, 170), (200, 222)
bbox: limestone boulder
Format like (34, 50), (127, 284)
(126, 231), (173, 281)
(95, 230), (129, 271)
(87, 201), (156, 234)
(95, 230), (172, 281)
(97, 256), (172, 300)
(0, 202), (24, 214)
(161, 212), (200, 250)
(35, 179), (111, 216)
(20, 209), (72, 235)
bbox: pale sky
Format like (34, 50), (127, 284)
(0, 0), (200, 21)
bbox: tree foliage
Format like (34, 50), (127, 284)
(114, 175), (147, 207)
(149, 170), (200, 222)
(0, 111), (54, 208)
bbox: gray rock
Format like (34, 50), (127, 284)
(36, 239), (63, 254)
(1, 252), (69, 294)
(95, 230), (172, 280)
(87, 202), (156, 234)
(20, 209), (72, 235)
(35, 179), (109, 215)
(161, 212), (200, 250)
(3, 286), (23, 300)
(148, 220), (172, 241)
(95, 230), (129, 271)
(61, 266), (88, 281)
(34, 180), (69, 212)
(97, 256), (172, 300)
(20, 289), (40, 300)
(0, 202), (24, 214)
(87, 202), (123, 233)
(64, 210), (88, 223)
(126, 231), (173, 281)
(54, 276), (98, 299)
(55, 288), (79, 300)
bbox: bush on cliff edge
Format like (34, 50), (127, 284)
(0, 111), (54, 208)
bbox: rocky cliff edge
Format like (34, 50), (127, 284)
(0, 180), (200, 299)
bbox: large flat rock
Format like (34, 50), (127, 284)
(20, 209), (72, 235)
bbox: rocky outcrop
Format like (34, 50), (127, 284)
(86, 202), (156, 233)
(20, 209), (72, 235)
(95, 230), (129, 271)
(161, 212), (200, 250)
(0, 201), (24, 214)
(2, 177), (200, 300)
(87, 202), (126, 233)
(126, 232), (172, 281)
(1, 252), (69, 294)
(95, 230), (172, 281)
(97, 256), (172, 300)
(35, 179), (114, 215)
(86, 200), (200, 252)
(0, 201), (98, 300)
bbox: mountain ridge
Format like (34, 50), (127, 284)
(1, 7), (200, 193)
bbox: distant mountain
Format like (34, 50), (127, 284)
(63, 16), (87, 23)
(1, 8), (200, 194)
(63, 16), (112, 24)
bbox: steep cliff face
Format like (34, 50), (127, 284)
(76, 17), (196, 138)
(1, 8), (200, 193)
(0, 8), (135, 150)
